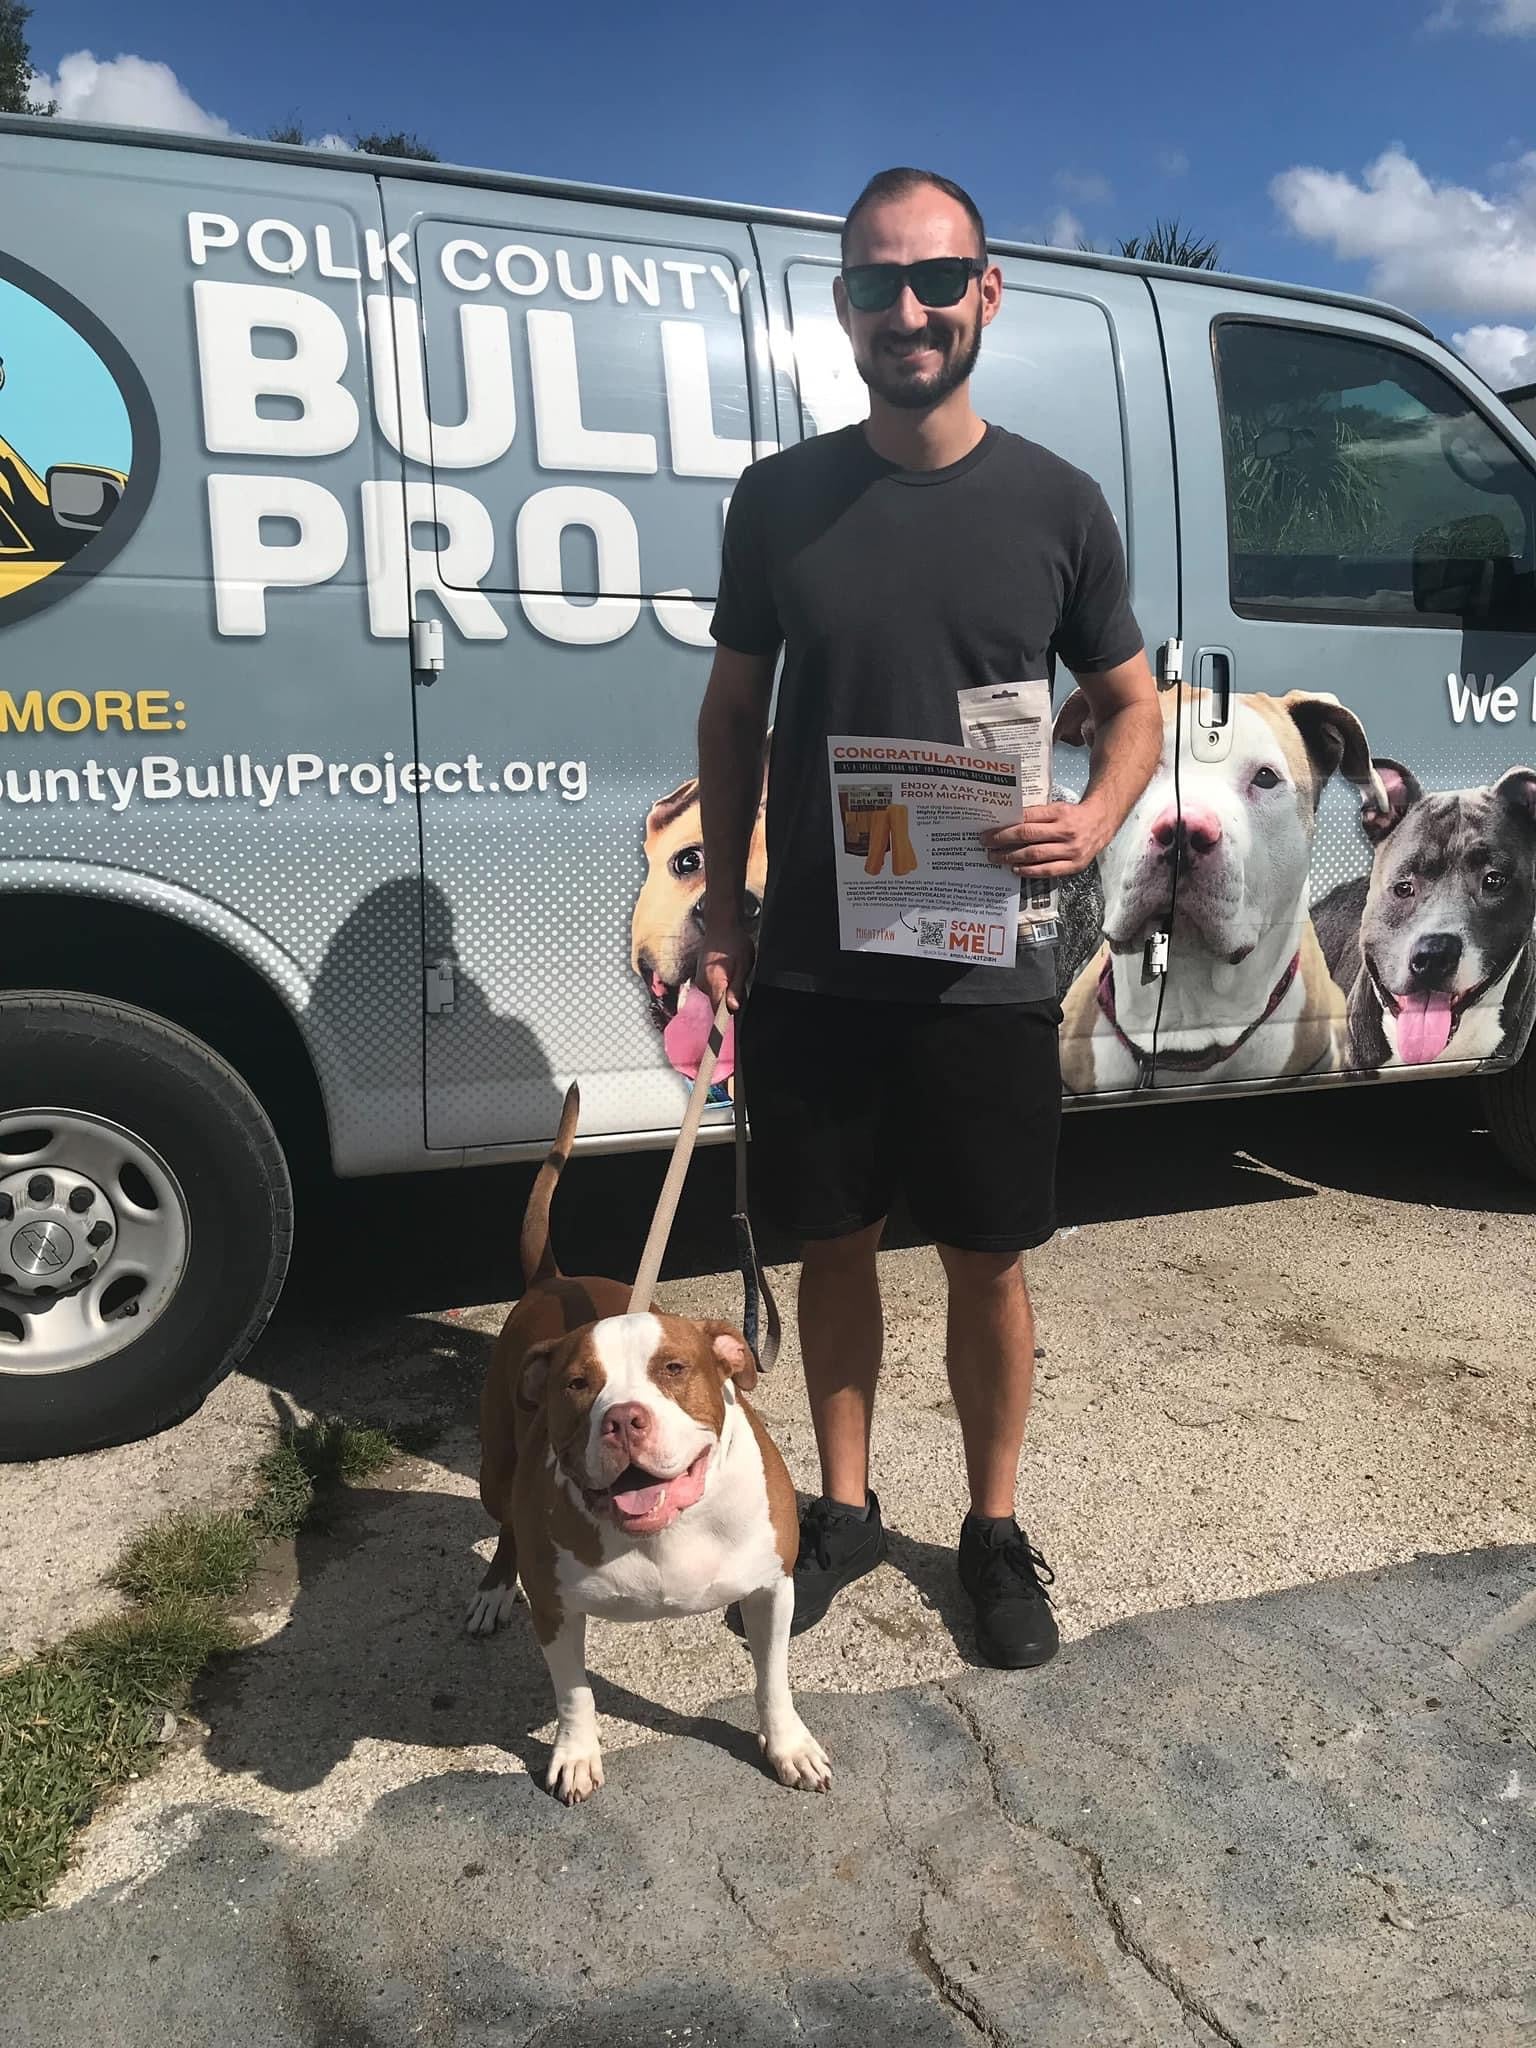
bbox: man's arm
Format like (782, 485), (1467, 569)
(983, 652), (1162, 879)
(697, 644), (776, 1009)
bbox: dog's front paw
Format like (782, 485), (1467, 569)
(547, 1737), (605, 1806)
(464, 1583), (520, 1636)
(759, 1720), (832, 1793)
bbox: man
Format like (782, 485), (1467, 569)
(698, 166), (1162, 1668)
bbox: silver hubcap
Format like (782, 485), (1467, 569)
(0, 1110), (190, 1376)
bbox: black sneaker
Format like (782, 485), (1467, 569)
(726, 1492), (888, 1639)
(958, 1517), (1059, 1669)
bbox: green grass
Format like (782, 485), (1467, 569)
(110, 1511), (264, 1604)
(0, 1415), (399, 1921)
(0, 1594), (238, 1920)
(249, 1416), (397, 1540)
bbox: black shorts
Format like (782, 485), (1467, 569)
(738, 986), (1062, 1254)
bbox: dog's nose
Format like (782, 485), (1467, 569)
(602, 1402), (651, 1449)
(689, 890), (762, 932)
(1409, 931), (1462, 987)
(1151, 805), (1222, 859)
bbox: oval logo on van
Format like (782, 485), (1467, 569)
(0, 251), (159, 628)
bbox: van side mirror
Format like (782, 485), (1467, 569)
(46, 464), (124, 533)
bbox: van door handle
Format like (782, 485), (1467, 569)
(1191, 645), (1234, 761)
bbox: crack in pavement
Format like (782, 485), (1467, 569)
(936, 1682), (1249, 2048)
(1436, 1644), (1536, 1761)
(711, 1850), (801, 2030)
(1034, 1824), (1250, 2048)
(1361, 1616), (1536, 1762)
(907, 1891), (1006, 2045)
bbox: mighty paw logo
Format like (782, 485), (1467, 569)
(0, 251), (158, 627)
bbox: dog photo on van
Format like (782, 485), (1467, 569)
(631, 765), (768, 1101)
(1056, 685), (1386, 1093)
(1313, 758), (1536, 1072)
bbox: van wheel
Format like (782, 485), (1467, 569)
(0, 993), (292, 1460)
(1481, 1045), (1536, 1183)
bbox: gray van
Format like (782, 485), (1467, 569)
(5, 115), (1536, 1459)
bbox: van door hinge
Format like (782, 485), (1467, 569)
(411, 617), (445, 684)
(425, 957), (457, 1014)
(1157, 637), (1184, 691)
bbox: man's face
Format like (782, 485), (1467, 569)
(834, 189), (1001, 412)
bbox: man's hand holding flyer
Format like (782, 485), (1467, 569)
(955, 680), (1058, 941)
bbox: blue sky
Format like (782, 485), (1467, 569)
(24, 0), (1536, 385)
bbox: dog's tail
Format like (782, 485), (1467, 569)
(520, 1083), (580, 1289)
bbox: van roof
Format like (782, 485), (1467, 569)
(0, 112), (1435, 341)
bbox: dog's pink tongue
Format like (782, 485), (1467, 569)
(662, 984), (735, 1084)
(612, 1478), (668, 1519)
(1398, 992), (1455, 1064)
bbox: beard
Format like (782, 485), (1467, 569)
(854, 312), (983, 411)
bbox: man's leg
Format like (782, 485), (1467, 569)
(936, 1244), (1035, 1520)
(724, 990), (894, 1639)
(799, 1217), (886, 1509)
(906, 1003), (1062, 1670)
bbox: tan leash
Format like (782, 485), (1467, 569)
(627, 993), (780, 1371)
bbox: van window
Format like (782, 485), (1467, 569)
(1215, 320), (1536, 630)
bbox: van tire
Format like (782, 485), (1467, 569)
(0, 993), (292, 1460)
(1481, 1045), (1536, 1183)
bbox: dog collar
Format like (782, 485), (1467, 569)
(1096, 947), (1301, 1086)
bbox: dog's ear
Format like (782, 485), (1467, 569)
(1281, 692), (1388, 815)
(516, 1338), (561, 1412)
(1494, 767), (1536, 832)
(1053, 689), (1095, 749)
(702, 1319), (757, 1393)
(1360, 756), (1422, 845)
(644, 776), (700, 838)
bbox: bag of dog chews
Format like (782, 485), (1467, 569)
(956, 681), (1058, 940)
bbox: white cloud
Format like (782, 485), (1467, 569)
(28, 50), (233, 136)
(1427, 0), (1536, 30)
(1158, 149), (1189, 177)
(27, 53), (353, 152)
(1452, 321), (1536, 385)
(1272, 147), (1536, 314)
(1045, 208), (1085, 249)
(1053, 169), (1113, 206)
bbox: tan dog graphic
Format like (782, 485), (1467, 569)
(631, 763), (767, 1093)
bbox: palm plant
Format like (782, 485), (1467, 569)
(1226, 404), (1383, 554)
(1075, 219), (1221, 269)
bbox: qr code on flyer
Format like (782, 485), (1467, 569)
(918, 917), (947, 950)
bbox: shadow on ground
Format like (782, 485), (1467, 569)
(277, 1075), (1533, 1328)
(200, 1476), (986, 1796)
(7, 1544), (1533, 2048)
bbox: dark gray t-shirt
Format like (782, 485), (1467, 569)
(710, 422), (1143, 1004)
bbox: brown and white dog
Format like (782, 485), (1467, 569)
(1059, 685), (1387, 1092)
(468, 1085), (829, 1804)
(631, 764), (768, 1093)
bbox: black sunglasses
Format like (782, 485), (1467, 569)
(840, 256), (986, 312)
